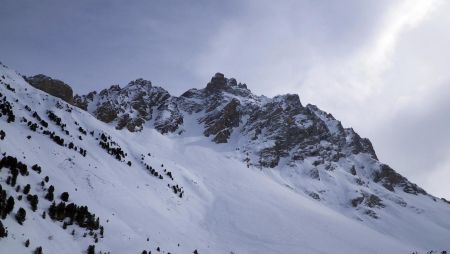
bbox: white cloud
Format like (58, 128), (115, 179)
(195, 0), (450, 199)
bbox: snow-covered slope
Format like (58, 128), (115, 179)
(1, 62), (449, 254)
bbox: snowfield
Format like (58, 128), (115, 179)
(0, 62), (449, 253)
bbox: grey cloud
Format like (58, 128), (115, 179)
(0, 0), (449, 198)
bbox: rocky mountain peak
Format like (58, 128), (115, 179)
(202, 72), (251, 97)
(124, 78), (152, 90)
(205, 72), (227, 93)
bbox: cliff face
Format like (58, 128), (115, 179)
(25, 74), (74, 104)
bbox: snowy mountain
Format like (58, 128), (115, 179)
(0, 62), (449, 254)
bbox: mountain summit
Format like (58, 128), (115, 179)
(0, 62), (449, 253)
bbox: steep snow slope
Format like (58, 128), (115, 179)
(0, 63), (449, 254)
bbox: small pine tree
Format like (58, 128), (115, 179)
(3, 196), (15, 218)
(15, 207), (26, 225)
(0, 221), (8, 238)
(23, 184), (31, 194)
(45, 186), (54, 201)
(87, 245), (95, 254)
(34, 246), (43, 254)
(27, 194), (38, 212)
(60, 192), (69, 202)
(25, 239), (30, 247)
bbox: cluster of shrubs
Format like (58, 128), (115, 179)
(28, 121), (40, 132)
(24, 110), (87, 157)
(165, 170), (174, 181)
(39, 129), (87, 156)
(78, 126), (87, 135)
(143, 162), (163, 180)
(32, 111), (49, 128)
(79, 148), (87, 157)
(0, 220), (7, 238)
(170, 184), (184, 198)
(48, 200), (103, 238)
(32, 164), (42, 174)
(49, 132), (65, 146)
(0, 184), (15, 220)
(98, 132), (126, 161)
(45, 185), (55, 201)
(47, 111), (64, 128)
(0, 186), (27, 228)
(2, 82), (15, 92)
(47, 111), (72, 136)
(66, 141), (86, 156)
(0, 94), (15, 123)
(0, 155), (29, 187)
(140, 159), (185, 199)
(26, 194), (39, 212)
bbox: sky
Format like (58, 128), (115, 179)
(0, 0), (449, 199)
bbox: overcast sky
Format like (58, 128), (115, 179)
(1, 0), (449, 199)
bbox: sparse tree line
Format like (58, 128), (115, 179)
(0, 153), (104, 253)
(0, 78), (16, 93)
(17, 108), (89, 157)
(98, 132), (126, 161)
(0, 93), (15, 123)
(140, 157), (185, 199)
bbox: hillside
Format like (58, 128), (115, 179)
(0, 62), (449, 253)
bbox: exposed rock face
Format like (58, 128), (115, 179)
(74, 73), (379, 169)
(74, 79), (175, 132)
(373, 164), (426, 195)
(201, 98), (240, 143)
(72, 72), (433, 217)
(26, 74), (73, 104)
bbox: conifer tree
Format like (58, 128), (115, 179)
(34, 246), (43, 254)
(3, 196), (15, 219)
(15, 207), (26, 225)
(23, 184), (31, 194)
(87, 245), (95, 254)
(60, 192), (69, 202)
(0, 220), (7, 238)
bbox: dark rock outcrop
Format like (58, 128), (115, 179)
(373, 164), (426, 195)
(201, 98), (240, 143)
(26, 74), (73, 104)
